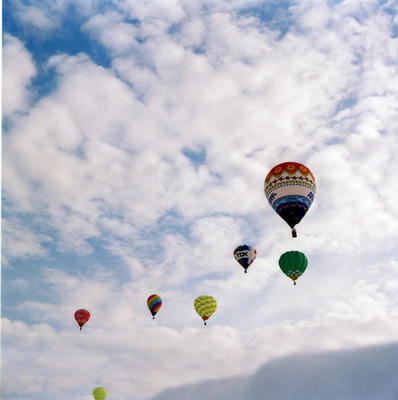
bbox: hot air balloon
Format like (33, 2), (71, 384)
(147, 294), (162, 319)
(264, 162), (316, 237)
(194, 296), (217, 326)
(93, 387), (107, 400)
(74, 309), (90, 331)
(279, 250), (308, 285)
(234, 245), (256, 273)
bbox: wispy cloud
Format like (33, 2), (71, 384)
(2, 218), (52, 264)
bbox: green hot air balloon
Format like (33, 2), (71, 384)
(279, 251), (308, 285)
(93, 387), (107, 400)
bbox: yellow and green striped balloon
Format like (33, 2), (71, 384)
(194, 296), (217, 326)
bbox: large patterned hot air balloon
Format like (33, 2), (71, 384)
(74, 309), (90, 331)
(279, 250), (308, 285)
(194, 296), (217, 326)
(93, 387), (107, 400)
(234, 245), (256, 273)
(264, 162), (316, 237)
(147, 294), (162, 319)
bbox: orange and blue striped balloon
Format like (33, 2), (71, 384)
(147, 294), (162, 319)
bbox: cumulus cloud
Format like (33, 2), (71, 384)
(83, 12), (140, 55)
(8, 0), (102, 30)
(3, 1), (398, 400)
(14, 5), (56, 30)
(3, 34), (36, 116)
(5, 0), (398, 256)
(152, 342), (398, 400)
(4, 252), (398, 399)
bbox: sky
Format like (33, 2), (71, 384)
(2, 0), (398, 399)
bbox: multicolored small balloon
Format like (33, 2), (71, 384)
(147, 294), (162, 319)
(265, 162), (316, 237)
(279, 250), (308, 285)
(74, 309), (90, 331)
(194, 296), (217, 326)
(92, 387), (107, 400)
(234, 245), (256, 273)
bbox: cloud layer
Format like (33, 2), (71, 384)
(3, 0), (398, 399)
(153, 342), (398, 400)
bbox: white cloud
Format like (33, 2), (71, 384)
(3, 1), (398, 399)
(83, 12), (140, 55)
(152, 342), (398, 400)
(9, 0), (102, 29)
(2, 34), (36, 116)
(117, 0), (186, 23)
(2, 219), (52, 264)
(14, 5), (56, 30)
(4, 247), (398, 399)
(4, 262), (398, 399)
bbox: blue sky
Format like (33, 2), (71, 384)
(3, 0), (398, 399)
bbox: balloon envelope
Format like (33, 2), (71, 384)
(279, 250), (308, 284)
(194, 296), (217, 325)
(147, 294), (162, 318)
(265, 162), (316, 236)
(234, 245), (256, 273)
(74, 309), (90, 330)
(93, 387), (107, 400)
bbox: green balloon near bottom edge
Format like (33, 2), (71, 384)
(93, 387), (107, 400)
